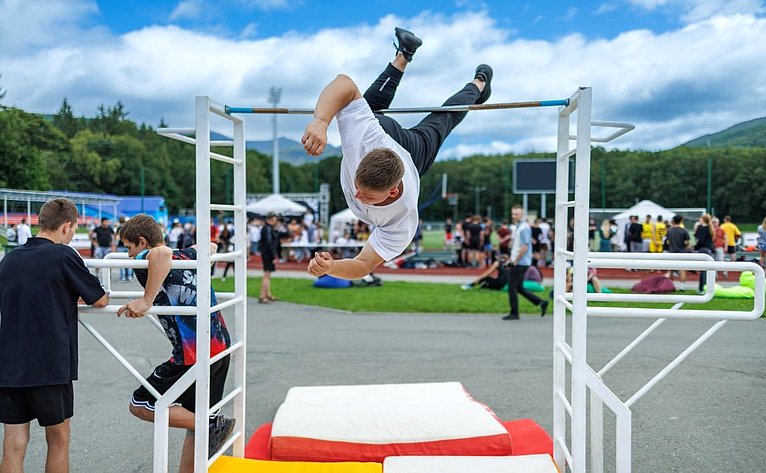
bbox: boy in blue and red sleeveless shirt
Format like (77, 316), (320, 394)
(116, 214), (233, 471)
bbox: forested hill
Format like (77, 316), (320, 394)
(1, 100), (765, 221)
(681, 116), (766, 148)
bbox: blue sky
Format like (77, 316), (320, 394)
(1, 0), (765, 156)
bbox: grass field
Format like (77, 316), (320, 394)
(211, 277), (760, 315)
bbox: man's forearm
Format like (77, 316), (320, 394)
(327, 258), (378, 280)
(143, 248), (172, 303)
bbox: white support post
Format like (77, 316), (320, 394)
(570, 87), (593, 473)
(193, 96), (213, 473)
(551, 93), (573, 472)
(231, 110), (248, 458)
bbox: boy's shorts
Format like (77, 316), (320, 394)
(131, 356), (230, 413)
(0, 382), (73, 426)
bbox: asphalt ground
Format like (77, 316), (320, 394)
(2, 293), (765, 472)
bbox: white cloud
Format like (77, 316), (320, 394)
(0, 0), (99, 53)
(235, 0), (294, 10)
(169, 0), (205, 21)
(625, 0), (765, 23)
(1, 6), (765, 159)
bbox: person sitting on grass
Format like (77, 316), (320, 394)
(461, 254), (511, 291)
(302, 26), (493, 280)
(116, 214), (234, 472)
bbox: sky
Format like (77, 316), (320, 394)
(1, 0), (765, 158)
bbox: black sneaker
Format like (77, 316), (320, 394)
(502, 314), (520, 320)
(208, 414), (236, 457)
(540, 300), (549, 317)
(474, 64), (493, 104)
(393, 27), (422, 62)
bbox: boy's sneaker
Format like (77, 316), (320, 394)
(460, 284), (472, 291)
(208, 414), (236, 457)
(393, 27), (422, 62)
(474, 64), (493, 104)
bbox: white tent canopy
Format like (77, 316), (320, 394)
(329, 208), (359, 241)
(246, 194), (307, 216)
(611, 200), (676, 251)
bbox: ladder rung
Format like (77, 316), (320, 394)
(210, 151), (241, 164)
(209, 204), (243, 212)
(560, 148), (577, 159)
(210, 386), (243, 414)
(210, 140), (234, 147)
(559, 200), (576, 208)
(211, 296), (245, 313)
(211, 341), (244, 365)
(211, 250), (244, 262)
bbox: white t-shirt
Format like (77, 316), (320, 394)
(336, 98), (420, 261)
(16, 223), (32, 245)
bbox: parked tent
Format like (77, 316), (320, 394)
(329, 208), (358, 241)
(246, 194), (307, 217)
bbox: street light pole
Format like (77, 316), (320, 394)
(470, 186), (486, 216)
(268, 87), (282, 194)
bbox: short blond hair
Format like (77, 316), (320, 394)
(356, 148), (404, 191)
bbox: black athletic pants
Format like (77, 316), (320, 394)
(363, 63), (480, 177)
(508, 264), (544, 317)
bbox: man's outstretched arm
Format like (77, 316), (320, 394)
(302, 74), (363, 156)
(308, 241), (385, 280)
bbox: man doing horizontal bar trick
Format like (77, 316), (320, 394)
(302, 27), (493, 279)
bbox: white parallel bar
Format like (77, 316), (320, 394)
(79, 304), (196, 315)
(552, 91), (573, 473)
(556, 342), (573, 364)
(210, 386), (243, 414)
(107, 290), (236, 301)
(568, 287), (714, 304)
(587, 306), (760, 321)
(558, 249), (574, 259)
(588, 252), (715, 261)
(207, 430), (242, 466)
(210, 341), (243, 365)
(590, 121), (635, 143)
(559, 200), (576, 208)
(210, 151), (241, 164)
(209, 204), (242, 212)
(210, 296), (244, 313)
(598, 318), (668, 377)
(193, 95), (213, 473)
(158, 132), (196, 146)
(591, 259), (760, 272)
(210, 140), (234, 147)
(556, 436), (574, 467)
(625, 320), (728, 408)
(86, 259), (198, 269)
(557, 389), (573, 416)
(211, 251), (243, 262)
(78, 318), (162, 399)
(157, 127), (194, 135)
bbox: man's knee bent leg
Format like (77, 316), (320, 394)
(3, 423), (31, 457)
(129, 403), (155, 423)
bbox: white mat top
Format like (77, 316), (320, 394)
(383, 454), (559, 473)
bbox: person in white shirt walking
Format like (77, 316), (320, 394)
(15, 219), (32, 246)
(302, 27), (493, 279)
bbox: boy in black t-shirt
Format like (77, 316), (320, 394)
(116, 214), (234, 471)
(0, 198), (108, 473)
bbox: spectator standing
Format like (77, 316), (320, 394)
(538, 219), (551, 266)
(757, 217), (766, 269)
(259, 213), (279, 303)
(92, 217), (115, 259)
(503, 206), (548, 320)
(641, 215), (653, 252)
(248, 218), (262, 257)
(694, 214), (715, 294)
(0, 199), (108, 473)
(496, 220), (511, 256)
(609, 219), (621, 252)
(167, 220), (183, 249)
(628, 216), (643, 253)
(412, 218), (424, 254)
(218, 226), (235, 281)
(5, 224), (17, 244)
(719, 216), (741, 263)
(665, 215), (691, 291)
(464, 215), (484, 267)
(711, 217), (726, 263)
(651, 215), (666, 253)
(598, 219), (612, 252)
(15, 219), (32, 246)
(444, 217), (453, 246)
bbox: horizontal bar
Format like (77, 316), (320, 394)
(210, 151), (241, 165)
(210, 386), (242, 414)
(85, 259), (198, 269)
(157, 132), (196, 146)
(79, 304), (197, 315)
(157, 127), (194, 135)
(211, 251), (244, 262)
(225, 99), (569, 115)
(559, 200), (576, 208)
(106, 290), (237, 301)
(211, 140), (234, 147)
(209, 204), (243, 212)
(210, 295), (244, 313)
(559, 148), (577, 160)
(590, 121), (635, 143)
(210, 341), (243, 365)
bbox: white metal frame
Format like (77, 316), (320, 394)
(551, 87), (765, 473)
(78, 96), (248, 472)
